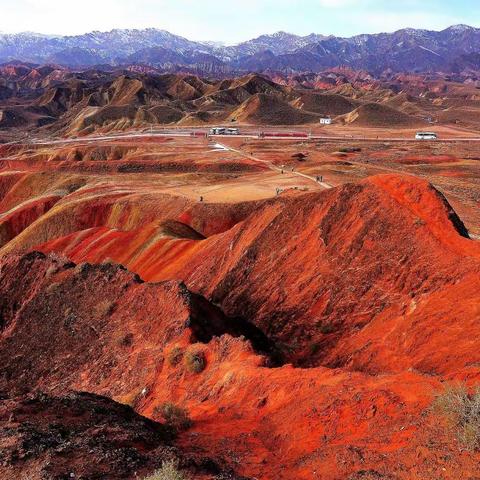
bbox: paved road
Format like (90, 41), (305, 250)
(31, 131), (197, 145)
(24, 128), (480, 146)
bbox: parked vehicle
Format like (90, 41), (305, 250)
(209, 127), (240, 135)
(415, 132), (438, 140)
(209, 127), (226, 135)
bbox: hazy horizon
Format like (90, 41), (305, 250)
(0, 0), (479, 43)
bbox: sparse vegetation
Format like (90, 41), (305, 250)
(309, 342), (322, 355)
(142, 460), (190, 480)
(318, 321), (336, 335)
(432, 383), (480, 451)
(95, 300), (116, 317)
(339, 147), (362, 153)
(120, 332), (134, 347)
(154, 402), (193, 433)
(45, 264), (60, 277)
(185, 349), (206, 373)
(167, 346), (183, 367)
(46, 281), (61, 294)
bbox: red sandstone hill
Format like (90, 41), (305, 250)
(0, 251), (277, 397)
(0, 247), (478, 477)
(26, 174), (480, 375)
(1, 166), (480, 478)
(230, 93), (320, 125)
(291, 91), (360, 115)
(2, 169), (479, 374)
(336, 102), (425, 127)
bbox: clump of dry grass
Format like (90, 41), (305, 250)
(46, 281), (61, 294)
(142, 460), (190, 480)
(154, 402), (193, 434)
(184, 349), (206, 374)
(432, 383), (480, 451)
(95, 300), (116, 317)
(167, 346), (183, 367)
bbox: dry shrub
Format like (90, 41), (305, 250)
(95, 300), (116, 317)
(142, 460), (190, 480)
(339, 146), (361, 153)
(185, 350), (206, 374)
(46, 281), (61, 294)
(154, 402), (193, 434)
(45, 264), (60, 277)
(167, 346), (183, 367)
(432, 383), (480, 451)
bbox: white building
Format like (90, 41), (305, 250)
(320, 117), (332, 125)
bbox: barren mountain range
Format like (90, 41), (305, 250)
(3, 61), (480, 136)
(2, 25), (480, 74)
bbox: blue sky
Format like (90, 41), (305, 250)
(1, 0), (479, 43)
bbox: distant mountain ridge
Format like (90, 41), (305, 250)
(2, 25), (480, 75)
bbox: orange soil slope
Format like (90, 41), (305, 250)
(1, 252), (480, 480)
(0, 172), (265, 255)
(0, 253), (479, 480)
(1, 169), (480, 479)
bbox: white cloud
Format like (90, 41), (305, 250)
(317, 0), (357, 7)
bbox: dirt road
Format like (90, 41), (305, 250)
(217, 142), (333, 189)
